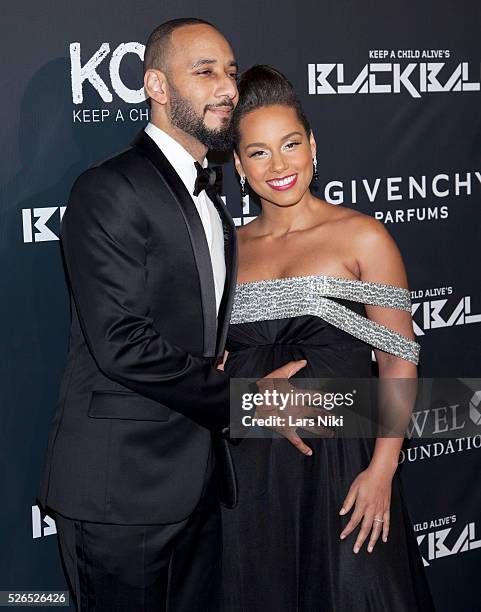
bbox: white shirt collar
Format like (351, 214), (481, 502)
(144, 122), (208, 196)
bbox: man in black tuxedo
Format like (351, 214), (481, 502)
(37, 17), (308, 611)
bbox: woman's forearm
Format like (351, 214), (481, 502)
(369, 437), (403, 476)
(369, 359), (418, 476)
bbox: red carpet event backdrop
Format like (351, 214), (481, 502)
(1, 1), (480, 610)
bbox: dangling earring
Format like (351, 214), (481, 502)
(312, 157), (319, 184)
(240, 175), (247, 198)
(239, 175), (251, 221)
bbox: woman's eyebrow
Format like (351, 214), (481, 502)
(245, 131), (304, 149)
(245, 141), (267, 149)
(282, 131), (304, 139)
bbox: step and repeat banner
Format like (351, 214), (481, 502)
(1, 1), (480, 610)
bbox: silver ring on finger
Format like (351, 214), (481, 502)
(373, 517), (384, 523)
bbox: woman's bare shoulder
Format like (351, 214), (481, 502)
(321, 201), (365, 221)
(336, 208), (407, 285)
(321, 202), (389, 240)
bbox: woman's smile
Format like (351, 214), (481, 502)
(266, 173), (298, 191)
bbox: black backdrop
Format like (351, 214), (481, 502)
(1, 1), (480, 610)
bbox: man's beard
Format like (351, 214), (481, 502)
(169, 86), (234, 152)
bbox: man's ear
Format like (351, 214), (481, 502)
(309, 130), (317, 158)
(144, 69), (169, 105)
(233, 151), (245, 178)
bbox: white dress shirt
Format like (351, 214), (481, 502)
(144, 122), (226, 316)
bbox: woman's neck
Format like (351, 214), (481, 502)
(256, 191), (328, 237)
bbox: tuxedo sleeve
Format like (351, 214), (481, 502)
(62, 165), (232, 435)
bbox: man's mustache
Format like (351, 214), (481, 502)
(204, 100), (235, 113)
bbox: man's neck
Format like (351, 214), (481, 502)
(149, 118), (208, 165)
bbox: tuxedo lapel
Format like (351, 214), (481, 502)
(208, 191), (238, 358)
(132, 130), (217, 357)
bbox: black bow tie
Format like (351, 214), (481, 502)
(193, 161), (223, 197)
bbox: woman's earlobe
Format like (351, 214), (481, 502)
(309, 131), (317, 156)
(233, 154), (244, 178)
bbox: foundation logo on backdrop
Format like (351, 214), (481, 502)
(308, 49), (481, 97)
(399, 382), (481, 466)
(413, 514), (481, 566)
(70, 41), (149, 124)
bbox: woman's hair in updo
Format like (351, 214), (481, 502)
(232, 65), (311, 153)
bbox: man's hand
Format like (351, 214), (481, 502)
(255, 360), (334, 456)
(216, 350), (228, 371)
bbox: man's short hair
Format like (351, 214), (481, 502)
(143, 18), (216, 75)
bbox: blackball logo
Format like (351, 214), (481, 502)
(22, 207), (66, 243)
(32, 505), (56, 539)
(70, 42), (146, 104)
(411, 295), (481, 335)
(416, 518), (481, 566)
(308, 62), (481, 97)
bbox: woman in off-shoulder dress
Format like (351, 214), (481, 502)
(218, 66), (436, 612)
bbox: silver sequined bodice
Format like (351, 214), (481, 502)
(229, 275), (420, 365)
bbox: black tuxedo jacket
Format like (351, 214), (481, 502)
(38, 130), (238, 524)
